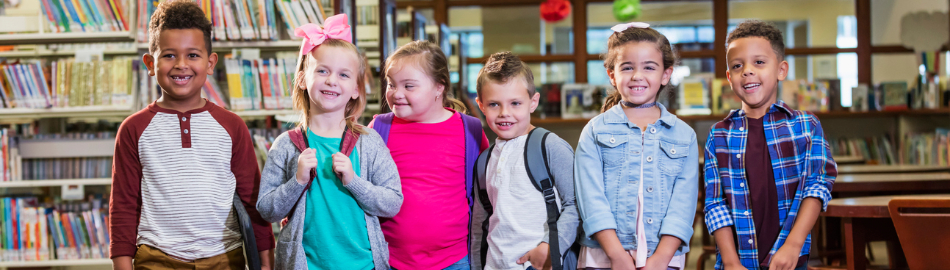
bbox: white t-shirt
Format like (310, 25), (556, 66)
(485, 135), (560, 270)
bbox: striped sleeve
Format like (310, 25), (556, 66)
(109, 109), (155, 258)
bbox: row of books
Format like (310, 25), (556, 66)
(22, 158), (112, 181)
(1, 129), (20, 183)
(38, 0), (130, 33)
(136, 0), (328, 42)
(831, 136), (898, 165)
(902, 128), (950, 166)
(851, 80), (950, 112)
(0, 58), (137, 109)
(0, 197), (110, 261)
(223, 58), (296, 111)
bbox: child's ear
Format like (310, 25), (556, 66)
(206, 52), (218, 75)
(475, 97), (483, 109)
(529, 92), (541, 112)
(142, 53), (156, 77)
(661, 67), (674, 86)
(607, 68), (616, 87)
(777, 60), (789, 81)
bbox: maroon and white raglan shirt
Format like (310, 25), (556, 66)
(109, 100), (274, 261)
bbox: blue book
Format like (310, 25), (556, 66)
(61, 0), (86, 32)
(265, 0), (278, 40)
(11, 66), (30, 108)
(5, 198), (11, 252)
(17, 65), (39, 108)
(76, 0), (100, 31)
(50, 0), (71, 32)
(30, 64), (52, 108)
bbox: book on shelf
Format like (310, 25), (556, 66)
(137, 0), (325, 42)
(677, 75), (713, 116)
(880, 81), (908, 111)
(0, 57), (138, 110)
(0, 196), (110, 261)
(779, 79), (834, 112)
(831, 135), (897, 165)
(902, 128), (950, 166)
(223, 57), (294, 111)
(38, 0), (130, 34)
(560, 84), (608, 119)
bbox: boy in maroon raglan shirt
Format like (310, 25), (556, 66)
(109, 1), (274, 269)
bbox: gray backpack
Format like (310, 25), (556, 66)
(473, 127), (579, 270)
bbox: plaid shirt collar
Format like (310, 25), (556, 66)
(722, 100), (795, 121)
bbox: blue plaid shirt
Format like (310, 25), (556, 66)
(703, 101), (837, 270)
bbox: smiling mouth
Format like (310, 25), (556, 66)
(320, 90), (340, 97)
(743, 83), (761, 91)
(628, 86), (647, 92)
(170, 75), (192, 85)
(496, 122), (514, 127)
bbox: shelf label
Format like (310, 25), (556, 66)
(62, 184), (84, 200)
(75, 49), (105, 63)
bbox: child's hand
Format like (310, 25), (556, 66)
(296, 148), (318, 185)
(516, 242), (550, 270)
(643, 255), (671, 270)
(332, 153), (355, 185)
(607, 252), (637, 270)
(768, 243), (801, 270)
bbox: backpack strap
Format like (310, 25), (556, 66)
(283, 126), (360, 224)
(461, 113), (483, 211)
(524, 127), (563, 270)
(233, 193), (261, 270)
(473, 144), (494, 265)
(371, 113), (395, 144)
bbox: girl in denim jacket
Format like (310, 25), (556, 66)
(574, 23), (699, 270)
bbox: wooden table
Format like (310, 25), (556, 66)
(836, 164), (950, 174)
(833, 172), (950, 193)
(823, 194), (950, 270)
(834, 155), (865, 165)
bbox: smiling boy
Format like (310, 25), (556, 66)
(109, 1), (274, 269)
(471, 52), (579, 270)
(703, 20), (837, 270)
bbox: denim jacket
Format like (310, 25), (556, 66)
(574, 103), (699, 256)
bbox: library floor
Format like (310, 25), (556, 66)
(57, 222), (896, 270)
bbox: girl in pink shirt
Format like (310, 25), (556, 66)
(369, 40), (489, 270)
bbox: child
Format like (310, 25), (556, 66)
(370, 40), (490, 270)
(470, 52), (579, 270)
(574, 22), (699, 270)
(109, 1), (274, 269)
(255, 14), (403, 270)
(703, 20), (837, 270)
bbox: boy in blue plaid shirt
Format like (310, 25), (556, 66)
(703, 20), (837, 270)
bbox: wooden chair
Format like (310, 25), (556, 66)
(887, 198), (950, 270)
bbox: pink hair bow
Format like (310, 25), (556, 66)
(611, 22), (650, 33)
(295, 14), (353, 56)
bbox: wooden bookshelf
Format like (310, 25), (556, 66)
(0, 178), (112, 188)
(0, 48), (138, 58)
(0, 107), (301, 123)
(532, 109), (950, 125)
(0, 32), (135, 46)
(0, 258), (112, 267)
(136, 40), (302, 52)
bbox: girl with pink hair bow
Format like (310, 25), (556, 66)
(256, 13), (404, 270)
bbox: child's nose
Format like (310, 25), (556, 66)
(324, 74), (338, 86)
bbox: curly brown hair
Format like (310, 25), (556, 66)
(601, 26), (678, 112)
(148, 0), (213, 55)
(476, 51), (535, 97)
(726, 20), (785, 60)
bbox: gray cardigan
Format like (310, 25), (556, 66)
(256, 128), (402, 270)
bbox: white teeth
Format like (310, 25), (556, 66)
(744, 83), (761, 89)
(497, 122), (513, 126)
(320, 91), (339, 96)
(172, 76), (191, 82)
(630, 86), (646, 91)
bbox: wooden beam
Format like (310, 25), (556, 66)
(680, 49), (717, 58)
(435, 0), (447, 25)
(713, 0), (727, 78)
(856, 0), (872, 85)
(574, 0), (589, 83)
(785, 47), (858, 55)
(396, 1), (434, 8)
(869, 45), (915, 54)
(448, 0), (545, 7)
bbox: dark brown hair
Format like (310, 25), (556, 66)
(292, 39), (367, 134)
(726, 20), (786, 60)
(476, 52), (535, 97)
(601, 26), (678, 112)
(385, 40), (467, 113)
(148, 0), (213, 54)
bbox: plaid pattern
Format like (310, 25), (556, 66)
(703, 101), (837, 270)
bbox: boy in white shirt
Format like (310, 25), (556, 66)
(471, 52), (579, 270)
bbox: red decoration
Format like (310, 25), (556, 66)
(540, 0), (571, 23)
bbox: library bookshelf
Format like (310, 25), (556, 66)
(0, 258), (112, 268)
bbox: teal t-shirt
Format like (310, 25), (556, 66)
(302, 128), (373, 270)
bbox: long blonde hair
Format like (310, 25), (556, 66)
(292, 39), (367, 133)
(384, 40), (467, 113)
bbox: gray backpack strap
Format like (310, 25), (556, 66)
(473, 144), (494, 265)
(523, 127), (563, 270)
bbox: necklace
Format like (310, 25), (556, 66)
(620, 100), (657, 109)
